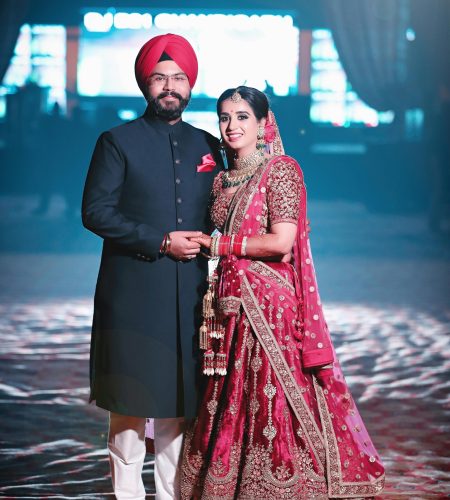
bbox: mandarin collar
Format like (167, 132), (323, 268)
(143, 106), (184, 133)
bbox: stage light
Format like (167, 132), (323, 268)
(406, 28), (416, 41)
(282, 15), (293, 28)
(118, 109), (138, 121)
(78, 11), (298, 100)
(84, 12), (113, 32)
(154, 13), (176, 29)
(78, 56), (102, 96)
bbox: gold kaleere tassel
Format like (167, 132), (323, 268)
(199, 322), (209, 350)
(199, 275), (216, 352)
(199, 271), (227, 376)
(202, 288), (214, 319)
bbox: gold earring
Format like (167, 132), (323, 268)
(256, 126), (265, 150)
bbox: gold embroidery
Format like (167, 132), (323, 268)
(240, 275), (326, 470)
(263, 368), (277, 451)
(226, 163), (267, 234)
(249, 261), (296, 294)
(314, 378), (385, 497)
(249, 342), (262, 446)
(229, 318), (249, 416)
(181, 437), (328, 500)
(210, 172), (231, 230)
(218, 296), (241, 315)
(267, 158), (302, 226)
(207, 379), (220, 429)
(240, 444), (327, 499)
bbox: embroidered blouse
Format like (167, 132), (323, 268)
(210, 158), (301, 232)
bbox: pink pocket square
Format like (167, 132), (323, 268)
(197, 154), (216, 172)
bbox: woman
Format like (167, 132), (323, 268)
(181, 87), (385, 499)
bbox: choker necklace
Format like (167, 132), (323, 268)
(234, 149), (264, 170)
(222, 150), (265, 189)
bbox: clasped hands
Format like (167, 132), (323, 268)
(166, 231), (211, 261)
(167, 219), (310, 261)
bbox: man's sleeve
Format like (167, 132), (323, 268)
(81, 131), (164, 258)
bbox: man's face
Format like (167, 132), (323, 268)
(146, 60), (191, 120)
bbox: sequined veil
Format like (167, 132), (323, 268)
(180, 110), (385, 499)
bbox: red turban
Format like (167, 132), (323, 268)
(135, 33), (198, 94)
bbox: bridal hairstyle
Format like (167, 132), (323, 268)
(217, 86), (269, 120)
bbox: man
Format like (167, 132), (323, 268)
(82, 34), (220, 499)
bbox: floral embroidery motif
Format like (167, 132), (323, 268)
(314, 377), (385, 497)
(249, 261), (296, 294)
(211, 172), (232, 230)
(267, 158), (302, 225)
(218, 296), (241, 315)
(241, 275), (326, 470)
(181, 438), (328, 500)
(263, 371), (277, 450)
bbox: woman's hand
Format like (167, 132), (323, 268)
(190, 233), (212, 250)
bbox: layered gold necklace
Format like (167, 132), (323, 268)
(222, 150), (265, 189)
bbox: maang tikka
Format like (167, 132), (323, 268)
(230, 90), (242, 103)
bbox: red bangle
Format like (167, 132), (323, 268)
(233, 236), (243, 256)
(218, 236), (231, 256)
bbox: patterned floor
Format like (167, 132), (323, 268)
(0, 296), (448, 499)
(0, 200), (449, 498)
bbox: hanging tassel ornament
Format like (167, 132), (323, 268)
(202, 287), (214, 320)
(203, 350), (215, 376)
(215, 339), (227, 376)
(198, 271), (228, 377)
(210, 320), (225, 340)
(219, 139), (229, 170)
(199, 322), (209, 351)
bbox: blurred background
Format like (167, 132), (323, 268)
(0, 0), (449, 498)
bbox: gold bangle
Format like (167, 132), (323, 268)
(165, 233), (172, 254)
(210, 236), (218, 257)
(230, 235), (235, 255)
(241, 236), (248, 256)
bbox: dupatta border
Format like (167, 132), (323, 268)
(248, 261), (296, 294)
(313, 378), (386, 498)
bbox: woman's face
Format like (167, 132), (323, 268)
(219, 98), (266, 158)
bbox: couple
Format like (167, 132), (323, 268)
(82, 34), (385, 499)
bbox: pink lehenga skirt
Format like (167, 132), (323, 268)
(180, 258), (384, 499)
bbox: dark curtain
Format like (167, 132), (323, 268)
(325, 0), (411, 111)
(409, 0), (450, 101)
(0, 0), (30, 83)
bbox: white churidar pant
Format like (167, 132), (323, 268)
(108, 412), (185, 499)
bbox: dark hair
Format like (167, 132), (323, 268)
(216, 86), (269, 120)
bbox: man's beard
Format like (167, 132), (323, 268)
(147, 91), (191, 120)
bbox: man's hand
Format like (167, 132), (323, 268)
(190, 233), (212, 250)
(167, 231), (202, 261)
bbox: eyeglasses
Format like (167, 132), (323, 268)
(147, 73), (189, 86)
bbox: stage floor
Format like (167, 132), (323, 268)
(0, 201), (449, 498)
